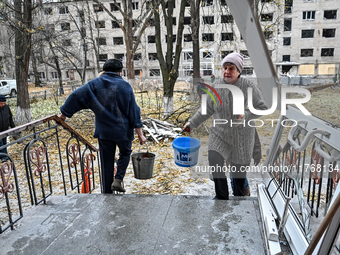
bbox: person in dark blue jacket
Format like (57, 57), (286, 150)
(59, 59), (146, 193)
(0, 95), (15, 162)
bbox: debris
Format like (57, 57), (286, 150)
(142, 117), (182, 142)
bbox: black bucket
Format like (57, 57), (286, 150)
(131, 144), (155, 179)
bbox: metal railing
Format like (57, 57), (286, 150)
(263, 105), (340, 254)
(0, 115), (101, 234)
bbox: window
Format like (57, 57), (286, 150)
(240, 50), (249, 58)
(51, 72), (59, 80)
(284, 19), (292, 31)
(97, 37), (107, 45)
(184, 52), (193, 60)
(301, 29), (314, 38)
(44, 8), (53, 15)
(202, 33), (214, 42)
(39, 72), (45, 80)
(201, 0), (213, 7)
(148, 19), (155, 26)
(324, 10), (337, 19)
(221, 33), (233, 41)
(63, 39), (72, 46)
(134, 53), (142, 61)
(113, 37), (124, 45)
(282, 55), (290, 62)
(203, 16), (214, 25)
(93, 4), (103, 12)
(321, 48), (334, 57)
(264, 30), (274, 39)
(184, 34), (192, 42)
(221, 51), (233, 59)
(148, 35), (155, 43)
(203, 51), (213, 59)
(132, 20), (138, 27)
(86, 60), (90, 66)
(303, 11), (316, 20)
(221, 0), (227, 5)
(80, 27), (86, 37)
(110, 3), (121, 11)
(241, 67), (254, 75)
(135, 70), (141, 76)
(165, 35), (176, 43)
(132, 2), (139, 10)
(300, 49), (313, 57)
(114, 54), (124, 61)
(112, 20), (120, 28)
(148, 53), (158, 61)
(61, 23), (70, 31)
(184, 17), (191, 25)
(95, 21), (105, 28)
(261, 13), (273, 21)
(221, 15), (233, 23)
(149, 69), (160, 76)
(59, 6), (69, 14)
(185, 0), (190, 7)
(66, 71), (69, 79)
(99, 54), (108, 62)
(283, 37), (291, 45)
(322, 28), (336, 37)
(203, 69), (213, 75)
(285, 0), (293, 14)
(261, 0), (273, 2)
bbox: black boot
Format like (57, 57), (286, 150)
(111, 179), (125, 193)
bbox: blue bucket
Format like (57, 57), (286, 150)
(172, 137), (201, 167)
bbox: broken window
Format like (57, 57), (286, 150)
(283, 37), (291, 45)
(93, 4), (103, 12)
(61, 23), (70, 31)
(284, 19), (292, 31)
(59, 6), (69, 14)
(202, 33), (214, 42)
(321, 48), (334, 57)
(113, 37), (124, 45)
(184, 34), (192, 42)
(110, 3), (121, 11)
(135, 70), (141, 76)
(184, 17), (191, 25)
(148, 35), (155, 43)
(114, 54), (124, 61)
(284, 0), (293, 14)
(184, 52), (193, 60)
(322, 29), (336, 38)
(282, 55), (291, 62)
(303, 11), (315, 20)
(97, 37), (107, 45)
(203, 51), (213, 59)
(148, 19), (155, 27)
(95, 21), (105, 28)
(99, 54), (108, 62)
(112, 20), (120, 28)
(221, 33), (233, 41)
(203, 16), (214, 25)
(301, 29), (314, 38)
(134, 53), (142, 61)
(221, 51), (233, 59)
(148, 53), (158, 61)
(300, 48), (313, 57)
(44, 8), (53, 15)
(149, 69), (160, 76)
(261, 13), (273, 22)
(324, 10), (337, 19)
(221, 15), (233, 23)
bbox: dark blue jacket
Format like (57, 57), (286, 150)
(0, 104), (15, 132)
(60, 72), (142, 141)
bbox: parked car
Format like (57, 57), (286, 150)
(0, 80), (17, 97)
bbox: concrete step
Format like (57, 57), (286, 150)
(0, 194), (266, 254)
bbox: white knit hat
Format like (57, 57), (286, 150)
(221, 53), (244, 73)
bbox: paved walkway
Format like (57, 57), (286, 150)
(0, 194), (266, 254)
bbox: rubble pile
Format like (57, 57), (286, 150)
(142, 118), (182, 143)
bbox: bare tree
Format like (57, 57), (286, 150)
(153, 0), (186, 116)
(190, 0), (200, 84)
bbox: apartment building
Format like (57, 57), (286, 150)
(0, 0), (338, 83)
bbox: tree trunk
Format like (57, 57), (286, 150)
(14, 0), (32, 125)
(191, 0), (200, 86)
(31, 53), (41, 87)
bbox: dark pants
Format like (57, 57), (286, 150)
(0, 137), (8, 160)
(98, 139), (132, 194)
(209, 150), (247, 199)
